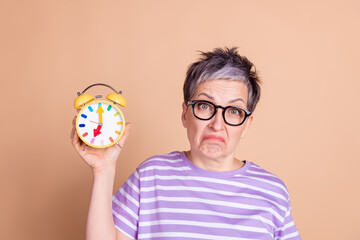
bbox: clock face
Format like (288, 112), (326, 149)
(76, 100), (125, 148)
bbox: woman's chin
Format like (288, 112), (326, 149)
(199, 145), (225, 158)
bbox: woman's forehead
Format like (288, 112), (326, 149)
(193, 80), (248, 103)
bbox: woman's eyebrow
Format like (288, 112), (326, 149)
(196, 93), (214, 100)
(229, 98), (245, 104)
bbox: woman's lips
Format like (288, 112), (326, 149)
(203, 135), (225, 143)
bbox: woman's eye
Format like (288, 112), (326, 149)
(199, 103), (209, 110)
(229, 108), (240, 115)
(197, 102), (211, 111)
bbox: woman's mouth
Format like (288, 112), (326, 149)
(202, 135), (226, 143)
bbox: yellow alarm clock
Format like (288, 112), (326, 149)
(74, 83), (126, 148)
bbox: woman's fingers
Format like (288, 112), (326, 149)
(71, 116), (84, 152)
(71, 115), (130, 158)
(117, 122), (131, 149)
(70, 116), (76, 140)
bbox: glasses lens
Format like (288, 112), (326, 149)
(224, 107), (246, 125)
(193, 101), (215, 120)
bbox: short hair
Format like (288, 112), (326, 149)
(183, 47), (261, 112)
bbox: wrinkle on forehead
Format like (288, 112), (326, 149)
(193, 80), (248, 106)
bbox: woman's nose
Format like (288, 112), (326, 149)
(209, 109), (225, 130)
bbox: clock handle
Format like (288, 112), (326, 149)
(81, 83), (121, 95)
(74, 83), (126, 109)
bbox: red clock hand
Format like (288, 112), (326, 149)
(93, 125), (102, 137)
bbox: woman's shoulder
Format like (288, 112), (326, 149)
(136, 151), (189, 171)
(246, 162), (283, 179)
(244, 161), (290, 199)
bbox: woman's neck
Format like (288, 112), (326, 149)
(185, 150), (244, 172)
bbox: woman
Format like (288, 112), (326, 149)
(71, 47), (301, 240)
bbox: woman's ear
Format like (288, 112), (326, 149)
(181, 102), (188, 128)
(240, 115), (253, 139)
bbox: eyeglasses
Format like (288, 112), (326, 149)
(188, 100), (251, 126)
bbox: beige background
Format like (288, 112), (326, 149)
(1, 0), (359, 239)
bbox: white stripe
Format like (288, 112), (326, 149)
(140, 207), (276, 228)
(139, 219), (271, 236)
(114, 225), (134, 240)
(233, 170), (288, 195)
(167, 152), (181, 156)
(140, 175), (287, 201)
(141, 185), (287, 212)
(275, 231), (300, 240)
(247, 166), (290, 195)
(134, 169), (140, 180)
(112, 210), (137, 231)
(126, 178), (139, 194)
(139, 157), (183, 167)
(120, 188), (139, 208)
(243, 175), (289, 195)
(113, 196), (138, 220)
(285, 209), (291, 217)
(138, 231), (259, 240)
(143, 158), (183, 164)
(247, 169), (280, 179)
(168, 152), (181, 156)
(141, 196), (284, 222)
(277, 221), (295, 232)
(139, 165), (191, 173)
(249, 165), (263, 170)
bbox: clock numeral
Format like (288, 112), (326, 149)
(115, 130), (121, 135)
(82, 132), (88, 137)
(107, 105), (112, 111)
(114, 112), (120, 117)
(117, 122), (123, 125)
(109, 137), (114, 143)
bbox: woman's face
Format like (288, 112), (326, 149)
(182, 79), (253, 161)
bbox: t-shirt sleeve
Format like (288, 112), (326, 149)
(112, 169), (140, 239)
(274, 204), (301, 240)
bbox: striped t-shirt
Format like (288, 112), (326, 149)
(112, 151), (301, 240)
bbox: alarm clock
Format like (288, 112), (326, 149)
(74, 83), (126, 148)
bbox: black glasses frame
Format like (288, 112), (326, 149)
(188, 100), (252, 126)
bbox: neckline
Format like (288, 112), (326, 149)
(179, 151), (251, 178)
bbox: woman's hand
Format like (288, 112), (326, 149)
(70, 116), (131, 174)
(71, 116), (132, 240)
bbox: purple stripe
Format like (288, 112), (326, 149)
(139, 212), (274, 230)
(139, 202), (283, 226)
(140, 187), (286, 208)
(138, 224), (271, 239)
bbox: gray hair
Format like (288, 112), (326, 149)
(183, 47), (261, 112)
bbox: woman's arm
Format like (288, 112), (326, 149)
(71, 116), (132, 240)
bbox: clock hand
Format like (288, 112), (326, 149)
(97, 105), (104, 124)
(93, 125), (102, 137)
(90, 120), (103, 126)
